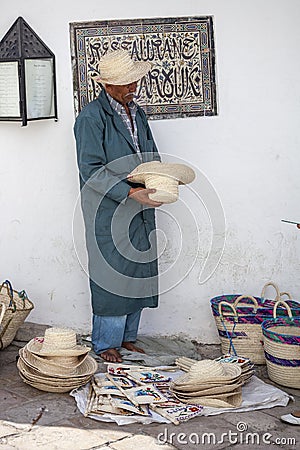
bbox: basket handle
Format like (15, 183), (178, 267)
(233, 295), (258, 312)
(218, 301), (238, 320)
(261, 281), (280, 303)
(273, 300), (293, 319)
(0, 302), (6, 326)
(18, 290), (29, 308)
(0, 280), (16, 310)
(280, 291), (292, 300)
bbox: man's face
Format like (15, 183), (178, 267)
(105, 81), (138, 106)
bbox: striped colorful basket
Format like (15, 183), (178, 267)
(262, 300), (300, 389)
(210, 282), (300, 364)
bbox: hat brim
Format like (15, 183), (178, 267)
(174, 388), (243, 408)
(172, 382), (243, 397)
(17, 357), (96, 383)
(19, 348), (97, 378)
(21, 346), (89, 370)
(26, 336), (90, 356)
(182, 394), (242, 409)
(129, 161), (196, 185)
(18, 369), (85, 393)
(97, 61), (152, 85)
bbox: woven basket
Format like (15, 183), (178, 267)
(0, 280), (34, 349)
(210, 282), (300, 364)
(262, 300), (300, 389)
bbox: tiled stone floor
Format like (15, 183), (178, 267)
(0, 325), (300, 449)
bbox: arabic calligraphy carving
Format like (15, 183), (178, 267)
(70, 16), (217, 119)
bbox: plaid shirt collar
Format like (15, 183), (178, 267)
(106, 92), (141, 158)
(107, 92), (137, 116)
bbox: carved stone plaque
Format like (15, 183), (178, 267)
(70, 16), (217, 119)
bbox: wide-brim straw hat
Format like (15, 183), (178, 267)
(128, 161), (196, 204)
(21, 345), (89, 368)
(26, 327), (90, 356)
(178, 391), (243, 408)
(17, 358), (96, 394)
(17, 358), (95, 384)
(172, 360), (242, 387)
(18, 370), (83, 393)
(171, 381), (243, 397)
(172, 376), (241, 391)
(19, 347), (97, 378)
(97, 49), (152, 85)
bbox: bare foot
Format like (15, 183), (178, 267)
(100, 348), (122, 362)
(122, 341), (145, 353)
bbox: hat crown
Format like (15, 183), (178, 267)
(40, 328), (78, 352)
(99, 50), (134, 83)
(97, 49), (152, 85)
(190, 360), (226, 377)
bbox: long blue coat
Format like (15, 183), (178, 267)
(74, 90), (160, 316)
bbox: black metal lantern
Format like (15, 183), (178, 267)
(0, 17), (58, 126)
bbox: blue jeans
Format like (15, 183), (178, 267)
(92, 310), (142, 354)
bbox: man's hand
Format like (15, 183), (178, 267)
(128, 187), (163, 207)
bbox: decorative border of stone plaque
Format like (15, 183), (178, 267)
(70, 16), (217, 120)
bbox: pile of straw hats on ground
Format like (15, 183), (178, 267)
(176, 355), (254, 385)
(17, 327), (97, 393)
(170, 359), (243, 408)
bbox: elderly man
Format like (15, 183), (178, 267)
(74, 49), (161, 363)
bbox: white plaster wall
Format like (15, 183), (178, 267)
(0, 0), (299, 342)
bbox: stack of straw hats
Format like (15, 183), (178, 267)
(17, 327), (98, 393)
(170, 359), (243, 408)
(176, 356), (254, 385)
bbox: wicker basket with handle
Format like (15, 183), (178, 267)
(262, 300), (300, 389)
(0, 280), (34, 349)
(210, 282), (300, 364)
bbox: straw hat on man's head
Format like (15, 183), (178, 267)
(97, 49), (152, 86)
